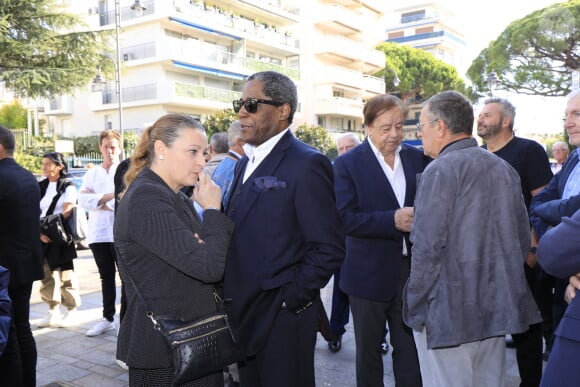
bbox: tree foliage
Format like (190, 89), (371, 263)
(467, 1), (580, 97)
(201, 109), (238, 138)
(0, 100), (27, 129)
(0, 0), (111, 98)
(376, 42), (476, 102)
(294, 124), (336, 159)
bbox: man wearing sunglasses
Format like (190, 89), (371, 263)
(223, 71), (345, 387)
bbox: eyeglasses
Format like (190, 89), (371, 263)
(232, 98), (284, 113)
(416, 119), (440, 132)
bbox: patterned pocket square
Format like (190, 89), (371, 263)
(252, 176), (287, 192)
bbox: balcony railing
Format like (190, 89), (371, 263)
(175, 83), (242, 104)
(245, 58), (299, 80)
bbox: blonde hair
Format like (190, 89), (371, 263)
(123, 114), (205, 191)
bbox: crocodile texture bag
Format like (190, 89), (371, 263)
(151, 311), (242, 385)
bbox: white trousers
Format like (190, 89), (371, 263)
(413, 328), (506, 387)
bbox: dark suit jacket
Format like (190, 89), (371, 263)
(538, 209), (580, 344)
(0, 158), (43, 287)
(114, 168), (234, 369)
(223, 131), (345, 355)
(531, 150), (580, 238)
(333, 140), (429, 303)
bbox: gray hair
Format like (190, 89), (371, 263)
(567, 88), (580, 100)
(336, 132), (361, 146)
(425, 91), (474, 135)
(552, 141), (570, 151)
(0, 125), (15, 156)
(247, 71), (298, 124)
(228, 120), (242, 146)
(210, 132), (229, 154)
(484, 97), (516, 131)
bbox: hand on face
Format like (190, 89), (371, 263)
(193, 172), (222, 210)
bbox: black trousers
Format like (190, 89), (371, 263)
(512, 263), (543, 387)
(349, 257), (422, 387)
(0, 282), (37, 387)
(89, 242), (119, 322)
(330, 266), (350, 336)
(238, 303), (317, 387)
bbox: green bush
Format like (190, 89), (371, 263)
(14, 152), (42, 174)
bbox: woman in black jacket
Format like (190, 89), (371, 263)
(38, 152), (81, 328)
(114, 114), (233, 386)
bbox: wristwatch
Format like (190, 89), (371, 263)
(529, 247), (538, 254)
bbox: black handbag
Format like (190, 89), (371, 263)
(39, 179), (74, 245)
(117, 256), (243, 385)
(39, 213), (71, 245)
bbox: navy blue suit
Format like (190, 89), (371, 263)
(334, 140), (428, 303)
(531, 149), (580, 357)
(0, 157), (44, 386)
(538, 209), (580, 386)
(333, 140), (428, 386)
(224, 131), (345, 386)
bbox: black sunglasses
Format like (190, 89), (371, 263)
(232, 98), (284, 113)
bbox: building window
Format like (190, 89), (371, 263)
(105, 115), (112, 130)
(415, 26), (434, 34)
(388, 31), (404, 39)
(401, 10), (426, 24)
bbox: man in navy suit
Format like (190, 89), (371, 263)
(531, 89), (580, 361)
(538, 209), (580, 386)
(334, 94), (427, 386)
(223, 71), (345, 387)
(0, 125), (44, 386)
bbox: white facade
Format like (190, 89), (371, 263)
(300, 0), (388, 134)
(33, 0), (389, 138)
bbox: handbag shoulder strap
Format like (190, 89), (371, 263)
(115, 253), (152, 312)
(116, 251), (225, 321)
(45, 179), (74, 216)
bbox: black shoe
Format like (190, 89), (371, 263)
(328, 334), (342, 353)
(381, 340), (390, 355)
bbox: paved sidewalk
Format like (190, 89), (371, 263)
(31, 250), (523, 386)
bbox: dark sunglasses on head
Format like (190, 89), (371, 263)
(232, 98), (284, 113)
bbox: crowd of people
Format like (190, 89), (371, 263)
(0, 71), (579, 386)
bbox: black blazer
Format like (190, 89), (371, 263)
(223, 131), (345, 355)
(114, 168), (234, 369)
(0, 158), (43, 287)
(333, 140), (430, 302)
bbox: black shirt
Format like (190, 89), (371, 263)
(483, 136), (553, 210)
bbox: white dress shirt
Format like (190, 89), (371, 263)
(368, 141), (408, 255)
(242, 128), (289, 183)
(78, 163), (118, 244)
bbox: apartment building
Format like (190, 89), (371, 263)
(300, 0), (387, 134)
(33, 0), (388, 138)
(384, 2), (466, 140)
(40, 0), (300, 137)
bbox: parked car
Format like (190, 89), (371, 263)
(67, 168), (88, 191)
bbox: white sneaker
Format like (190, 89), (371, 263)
(116, 358), (129, 371)
(37, 308), (61, 328)
(54, 309), (79, 328)
(86, 318), (116, 337)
